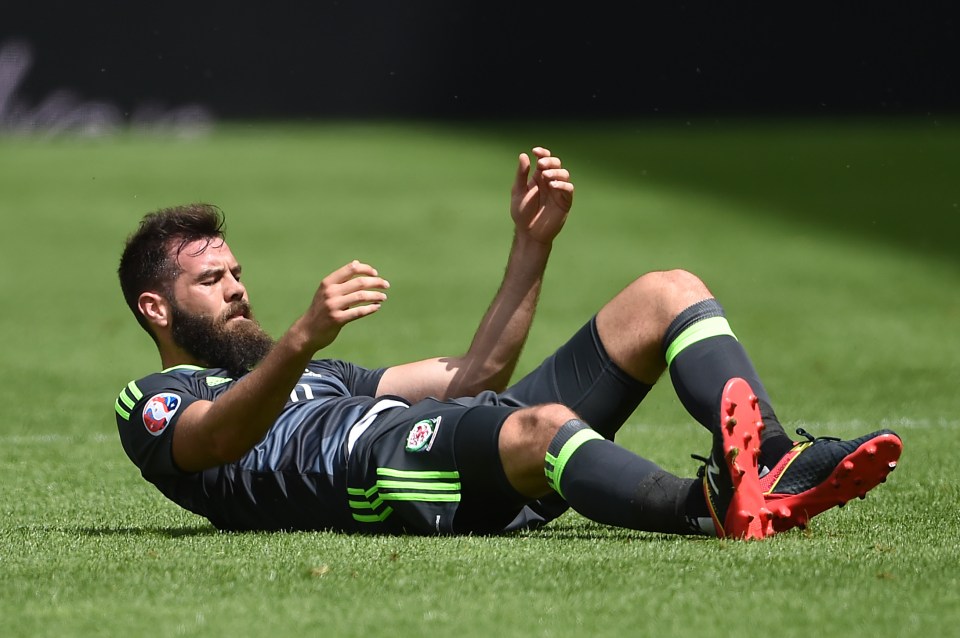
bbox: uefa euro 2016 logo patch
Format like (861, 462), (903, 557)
(142, 393), (181, 436)
(405, 416), (441, 452)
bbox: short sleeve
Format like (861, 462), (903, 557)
(308, 359), (386, 397)
(114, 375), (202, 477)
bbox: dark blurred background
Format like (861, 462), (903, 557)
(2, 2), (957, 120)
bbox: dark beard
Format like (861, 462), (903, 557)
(169, 299), (275, 377)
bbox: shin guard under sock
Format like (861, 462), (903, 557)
(663, 299), (794, 469)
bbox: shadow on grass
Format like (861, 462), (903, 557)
(464, 118), (960, 267)
(514, 521), (703, 543)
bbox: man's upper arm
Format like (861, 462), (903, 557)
(115, 376), (206, 476)
(376, 358), (463, 403)
(168, 399), (222, 473)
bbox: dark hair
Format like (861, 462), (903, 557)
(118, 203), (226, 338)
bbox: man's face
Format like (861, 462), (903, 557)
(166, 238), (274, 375)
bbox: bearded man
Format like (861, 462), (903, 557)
(115, 148), (901, 537)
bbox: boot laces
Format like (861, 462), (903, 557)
(690, 454), (710, 477)
(795, 427), (841, 443)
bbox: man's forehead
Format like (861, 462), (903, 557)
(171, 238), (238, 270)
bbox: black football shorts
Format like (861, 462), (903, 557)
(345, 317), (650, 535)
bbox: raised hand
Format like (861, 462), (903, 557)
(300, 260), (389, 351)
(510, 146), (575, 245)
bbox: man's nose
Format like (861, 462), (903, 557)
(225, 274), (246, 301)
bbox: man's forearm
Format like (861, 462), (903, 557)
(374, 147), (572, 402)
(210, 323), (314, 448)
(451, 233), (552, 394)
(174, 322), (317, 469)
(173, 262), (390, 472)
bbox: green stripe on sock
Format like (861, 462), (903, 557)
(544, 429), (604, 498)
(664, 316), (737, 367)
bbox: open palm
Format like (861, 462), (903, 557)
(510, 147), (574, 244)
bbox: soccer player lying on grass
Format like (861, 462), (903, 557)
(115, 147), (902, 539)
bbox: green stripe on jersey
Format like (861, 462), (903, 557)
(115, 381), (143, 421)
(115, 398), (131, 421)
(162, 364), (206, 373)
(126, 380), (143, 401)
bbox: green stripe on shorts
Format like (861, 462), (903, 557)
(348, 467), (463, 524)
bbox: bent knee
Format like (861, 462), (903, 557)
(513, 403), (578, 447)
(640, 269), (710, 304)
(618, 269), (713, 326)
(499, 403), (579, 497)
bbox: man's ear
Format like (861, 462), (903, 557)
(138, 292), (171, 329)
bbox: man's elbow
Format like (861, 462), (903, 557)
(209, 436), (252, 466)
(449, 365), (511, 397)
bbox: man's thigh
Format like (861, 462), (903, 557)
(499, 317), (651, 438)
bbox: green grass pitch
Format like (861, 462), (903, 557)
(1, 119), (958, 637)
